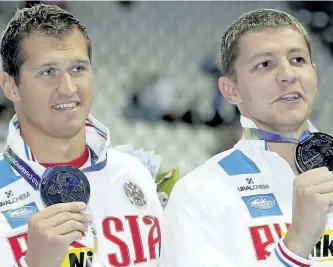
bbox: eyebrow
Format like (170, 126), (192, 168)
(248, 48), (309, 64)
(35, 59), (90, 69)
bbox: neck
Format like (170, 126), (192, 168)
(19, 122), (86, 164)
(254, 120), (308, 139)
(249, 117), (308, 175)
(268, 142), (300, 174)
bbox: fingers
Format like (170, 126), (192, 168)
(53, 220), (88, 236)
(302, 167), (329, 180)
(318, 192), (333, 209)
(61, 231), (86, 245)
(296, 167), (333, 186)
(303, 167), (328, 175)
(314, 180), (333, 194)
(45, 211), (92, 228)
(38, 202), (87, 219)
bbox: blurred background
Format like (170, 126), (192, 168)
(0, 1), (332, 178)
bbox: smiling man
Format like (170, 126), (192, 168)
(0, 4), (164, 267)
(164, 9), (333, 267)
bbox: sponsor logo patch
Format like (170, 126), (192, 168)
(61, 247), (95, 267)
(2, 202), (38, 229)
(242, 193), (282, 218)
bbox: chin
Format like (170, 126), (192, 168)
(274, 114), (307, 127)
(52, 121), (85, 139)
(53, 128), (82, 139)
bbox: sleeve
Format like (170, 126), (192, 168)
(163, 179), (313, 267)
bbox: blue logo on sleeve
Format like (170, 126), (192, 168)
(2, 202), (39, 229)
(242, 193), (282, 218)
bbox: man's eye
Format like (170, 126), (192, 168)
(41, 68), (55, 76)
(255, 61), (271, 69)
(72, 66), (85, 72)
(292, 57), (306, 64)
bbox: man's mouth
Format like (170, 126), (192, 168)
(52, 102), (78, 110)
(279, 93), (301, 101)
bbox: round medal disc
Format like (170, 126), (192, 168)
(295, 132), (333, 172)
(40, 165), (90, 207)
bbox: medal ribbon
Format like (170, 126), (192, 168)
(243, 128), (312, 144)
(3, 144), (107, 191)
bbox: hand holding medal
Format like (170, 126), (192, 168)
(24, 202), (91, 267)
(3, 145), (105, 267)
(244, 127), (333, 258)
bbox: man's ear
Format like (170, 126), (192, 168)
(0, 72), (20, 102)
(218, 76), (243, 105)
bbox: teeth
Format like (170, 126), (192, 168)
(281, 93), (300, 100)
(53, 102), (77, 109)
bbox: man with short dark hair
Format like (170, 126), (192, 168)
(164, 9), (333, 267)
(0, 4), (163, 267)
